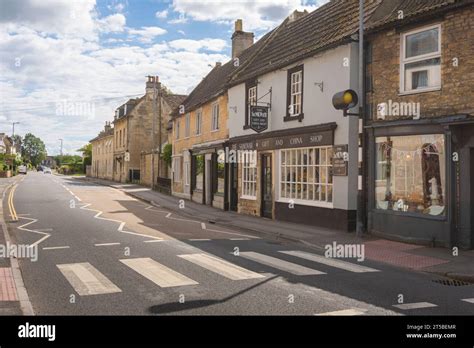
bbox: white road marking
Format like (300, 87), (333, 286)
(393, 302), (438, 310)
(230, 238), (250, 241)
(201, 222), (206, 230)
(461, 298), (474, 304)
(188, 239), (211, 241)
(239, 252), (325, 276)
(280, 250), (380, 273)
(79, 203), (163, 241)
(120, 258), (198, 288)
(316, 308), (368, 316)
(206, 228), (259, 239)
(178, 253), (265, 280)
(57, 262), (121, 296)
(16, 217), (51, 249)
(165, 213), (172, 218)
(143, 239), (165, 243)
(94, 242), (121, 246)
(42, 246), (70, 250)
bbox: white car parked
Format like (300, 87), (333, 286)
(18, 165), (27, 174)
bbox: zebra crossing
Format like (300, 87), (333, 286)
(54, 249), (473, 313)
(56, 249), (378, 295)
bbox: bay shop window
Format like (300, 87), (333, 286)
(279, 146), (333, 205)
(375, 134), (445, 216)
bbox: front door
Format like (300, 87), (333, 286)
(230, 162), (238, 211)
(261, 153), (273, 218)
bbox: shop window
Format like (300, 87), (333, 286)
(375, 134), (445, 216)
(194, 155), (204, 191)
(279, 147), (333, 205)
(241, 151), (257, 199)
(401, 24), (441, 93)
(215, 151), (225, 195)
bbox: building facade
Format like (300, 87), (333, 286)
(90, 122), (114, 180)
(365, 0), (474, 248)
(226, 2), (381, 231)
(112, 77), (186, 184)
(171, 20), (258, 209)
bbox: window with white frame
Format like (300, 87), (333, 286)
(175, 120), (180, 139)
(195, 109), (202, 135)
(185, 113), (190, 138)
(211, 103), (219, 131)
(173, 157), (182, 182)
(280, 147), (333, 205)
(248, 85), (256, 113)
(401, 24), (441, 93)
(241, 151), (257, 199)
(184, 161), (190, 186)
(287, 66), (303, 117)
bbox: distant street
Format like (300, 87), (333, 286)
(4, 172), (473, 315)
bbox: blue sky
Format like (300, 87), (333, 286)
(0, 0), (328, 155)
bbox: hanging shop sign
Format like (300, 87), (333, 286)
(332, 144), (348, 176)
(249, 106), (269, 133)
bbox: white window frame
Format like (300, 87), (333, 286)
(172, 156), (182, 183)
(240, 150), (257, 200)
(184, 161), (190, 186)
(290, 70), (302, 116)
(248, 86), (257, 114)
(277, 147), (333, 208)
(211, 102), (219, 131)
(195, 109), (202, 135)
(175, 120), (180, 139)
(400, 23), (441, 95)
(185, 113), (190, 138)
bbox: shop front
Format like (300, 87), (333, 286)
(190, 140), (228, 210)
(229, 122), (358, 231)
(367, 116), (474, 249)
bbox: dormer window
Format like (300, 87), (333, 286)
(401, 24), (441, 94)
(285, 65), (304, 121)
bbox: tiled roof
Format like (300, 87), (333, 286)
(366, 0), (472, 31)
(90, 127), (113, 143)
(229, 0), (382, 85)
(162, 93), (187, 110)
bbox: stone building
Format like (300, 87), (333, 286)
(171, 20), (261, 209)
(112, 77), (186, 184)
(364, 0), (474, 248)
(90, 122), (114, 180)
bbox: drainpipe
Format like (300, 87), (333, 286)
(356, 0), (366, 236)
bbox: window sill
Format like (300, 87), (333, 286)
(284, 113), (304, 122)
(240, 195), (257, 201)
(243, 125), (250, 130)
(372, 207), (446, 221)
(277, 198), (333, 209)
(211, 129), (220, 133)
(398, 87), (441, 96)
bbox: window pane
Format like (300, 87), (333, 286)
(406, 28), (439, 58)
(404, 58), (440, 90)
(375, 134), (445, 216)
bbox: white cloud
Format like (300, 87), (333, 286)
(170, 0), (329, 31)
(127, 26), (167, 43)
(98, 13), (126, 33)
(178, 30), (186, 36)
(155, 9), (168, 19)
(169, 38), (227, 52)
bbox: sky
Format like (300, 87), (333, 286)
(0, 0), (329, 155)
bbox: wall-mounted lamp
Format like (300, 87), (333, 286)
(314, 81), (324, 92)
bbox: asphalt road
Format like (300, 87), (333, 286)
(4, 172), (473, 315)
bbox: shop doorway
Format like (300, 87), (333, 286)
(261, 153), (273, 218)
(230, 162), (238, 211)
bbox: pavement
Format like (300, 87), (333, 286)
(80, 175), (474, 283)
(1, 171), (472, 316)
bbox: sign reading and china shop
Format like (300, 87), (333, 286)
(231, 128), (334, 151)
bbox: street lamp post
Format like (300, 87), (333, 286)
(59, 139), (63, 156)
(12, 121), (20, 137)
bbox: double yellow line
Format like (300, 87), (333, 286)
(8, 184), (18, 222)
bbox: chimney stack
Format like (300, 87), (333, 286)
(288, 10), (308, 23)
(146, 75), (159, 96)
(231, 19), (254, 59)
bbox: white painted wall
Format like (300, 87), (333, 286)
(228, 43), (360, 210)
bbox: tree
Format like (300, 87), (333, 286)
(161, 143), (172, 168)
(78, 143), (92, 169)
(21, 133), (46, 167)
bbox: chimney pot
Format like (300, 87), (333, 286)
(235, 19), (242, 32)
